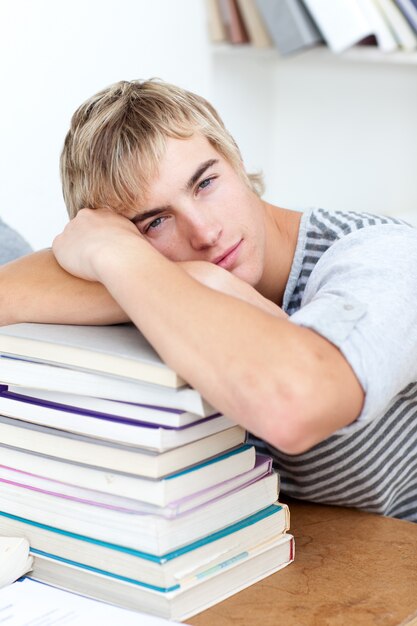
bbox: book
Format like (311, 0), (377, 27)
(0, 323), (185, 388)
(28, 533), (294, 621)
(0, 450), (268, 517)
(0, 415), (245, 477)
(0, 536), (32, 588)
(219, 0), (250, 43)
(395, 0), (417, 33)
(205, 0), (227, 42)
(0, 504), (289, 590)
(0, 578), (183, 625)
(4, 385), (217, 428)
(0, 356), (214, 416)
(255, 0), (322, 56)
(357, 0), (399, 50)
(0, 452), (270, 519)
(236, 0), (272, 47)
(0, 386), (232, 451)
(0, 473), (279, 554)
(0, 443), (256, 505)
(374, 0), (417, 48)
(302, 0), (375, 53)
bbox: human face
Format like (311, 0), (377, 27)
(129, 134), (267, 287)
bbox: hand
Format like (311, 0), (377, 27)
(179, 261), (287, 319)
(52, 209), (141, 282)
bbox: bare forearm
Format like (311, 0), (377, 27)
(51, 209), (364, 453)
(0, 249), (128, 326)
(93, 240), (363, 452)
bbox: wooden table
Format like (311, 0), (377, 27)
(189, 498), (417, 626)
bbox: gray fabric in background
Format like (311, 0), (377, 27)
(0, 218), (32, 264)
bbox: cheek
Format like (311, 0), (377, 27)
(148, 235), (190, 263)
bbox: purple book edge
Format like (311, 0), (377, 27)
(0, 385), (220, 430)
(0, 454), (273, 519)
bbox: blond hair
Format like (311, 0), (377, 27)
(60, 79), (264, 218)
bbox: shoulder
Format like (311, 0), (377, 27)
(308, 221), (417, 287)
(284, 208), (412, 314)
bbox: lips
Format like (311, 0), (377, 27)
(212, 240), (242, 269)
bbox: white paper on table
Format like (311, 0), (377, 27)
(0, 578), (186, 625)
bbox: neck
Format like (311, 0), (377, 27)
(257, 202), (302, 306)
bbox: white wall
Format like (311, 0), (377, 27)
(0, 0), (210, 250)
(2, 1), (417, 252)
(211, 48), (417, 223)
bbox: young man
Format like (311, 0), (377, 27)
(1, 80), (416, 521)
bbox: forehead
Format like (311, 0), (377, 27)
(137, 134), (219, 203)
(156, 134), (219, 177)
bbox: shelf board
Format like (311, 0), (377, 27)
(211, 43), (417, 66)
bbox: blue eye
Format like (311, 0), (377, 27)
(198, 177), (213, 191)
(146, 216), (165, 232)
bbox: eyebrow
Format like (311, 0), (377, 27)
(131, 158), (218, 225)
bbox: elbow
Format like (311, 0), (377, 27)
(263, 407), (317, 455)
(238, 377), (322, 456)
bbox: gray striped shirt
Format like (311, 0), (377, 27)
(252, 208), (417, 521)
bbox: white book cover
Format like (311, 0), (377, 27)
(303, 0), (374, 53)
(0, 389), (232, 451)
(373, 0), (417, 49)
(0, 537), (32, 588)
(0, 473), (279, 554)
(0, 323), (184, 388)
(358, 0), (399, 50)
(0, 356), (213, 416)
(0, 415), (245, 478)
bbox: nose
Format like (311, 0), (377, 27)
(189, 215), (222, 251)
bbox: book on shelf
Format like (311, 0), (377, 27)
(0, 322), (184, 388)
(30, 532), (294, 622)
(0, 443), (257, 505)
(0, 536), (32, 588)
(374, 0), (417, 48)
(0, 471), (279, 554)
(395, 0), (417, 33)
(236, 0), (272, 48)
(206, 0), (227, 42)
(0, 385), (233, 451)
(301, 0), (376, 53)
(0, 414), (245, 477)
(0, 356), (214, 416)
(357, 0), (399, 51)
(255, 0), (322, 56)
(0, 503), (289, 591)
(218, 0), (250, 43)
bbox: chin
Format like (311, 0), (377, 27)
(232, 265), (260, 287)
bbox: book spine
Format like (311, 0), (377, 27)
(255, 0), (321, 56)
(235, 0), (272, 47)
(395, 0), (417, 32)
(302, 0), (373, 53)
(219, 0), (250, 43)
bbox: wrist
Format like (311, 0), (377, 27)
(91, 234), (158, 285)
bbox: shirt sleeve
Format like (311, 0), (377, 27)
(289, 224), (417, 430)
(0, 218), (32, 264)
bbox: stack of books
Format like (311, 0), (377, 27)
(0, 322), (294, 621)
